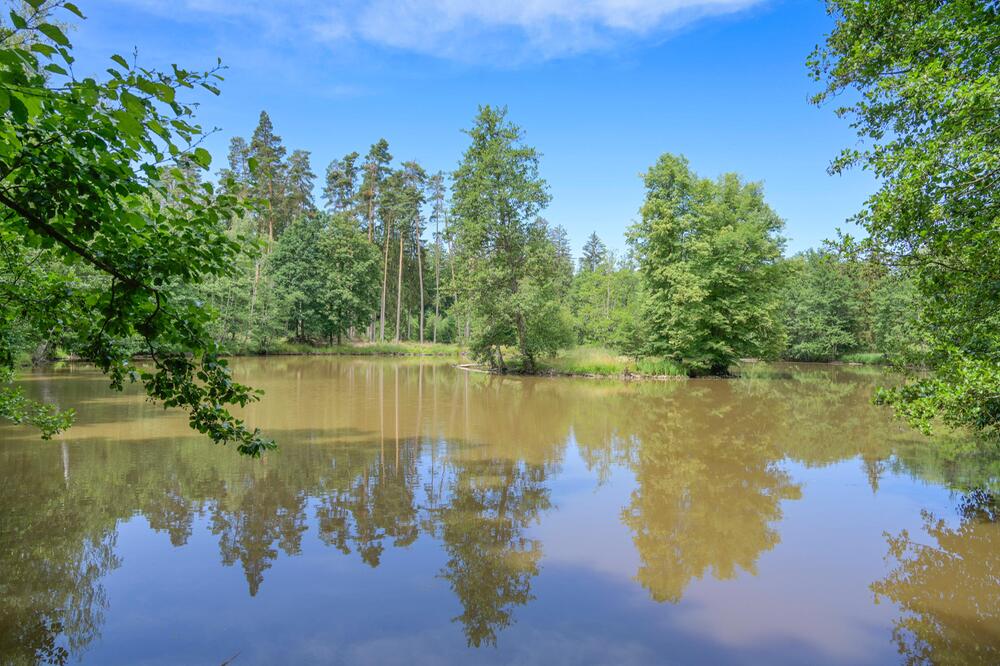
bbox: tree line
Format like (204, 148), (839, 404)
(189, 107), (919, 377)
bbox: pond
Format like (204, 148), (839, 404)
(1, 358), (997, 665)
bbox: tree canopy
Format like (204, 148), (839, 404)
(629, 154), (787, 376)
(0, 1), (272, 455)
(812, 0), (1000, 440)
(450, 105), (572, 372)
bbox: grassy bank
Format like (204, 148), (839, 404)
(837, 352), (886, 365)
(232, 340), (463, 357)
(536, 347), (687, 378)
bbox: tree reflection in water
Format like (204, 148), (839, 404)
(0, 359), (996, 664)
(437, 458), (550, 647)
(617, 384), (802, 602)
(872, 490), (1000, 665)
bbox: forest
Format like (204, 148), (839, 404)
(177, 108), (921, 377)
(0, 0), (997, 452)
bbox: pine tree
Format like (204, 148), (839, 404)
(360, 139), (392, 243)
(285, 149), (316, 220)
(249, 111), (288, 241)
(429, 172), (447, 343)
(579, 232), (608, 273)
(323, 151), (360, 214)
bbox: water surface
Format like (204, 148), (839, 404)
(1, 358), (997, 665)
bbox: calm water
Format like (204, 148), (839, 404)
(1, 358), (997, 665)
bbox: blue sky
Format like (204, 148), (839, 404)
(70, 0), (873, 257)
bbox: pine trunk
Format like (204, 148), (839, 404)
(434, 212), (440, 343)
(379, 215), (392, 343)
(416, 222), (425, 344)
(395, 228), (404, 343)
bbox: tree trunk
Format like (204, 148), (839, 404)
(395, 227), (404, 344)
(31, 339), (50, 366)
(379, 215), (392, 343)
(434, 211), (440, 343)
(367, 163), (376, 242)
(446, 212), (460, 342)
(248, 260), (260, 346)
(416, 221), (425, 344)
(514, 310), (533, 372)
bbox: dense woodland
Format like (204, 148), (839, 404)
(162, 108), (919, 373)
(0, 0), (997, 451)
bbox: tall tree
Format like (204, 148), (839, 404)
(284, 148), (316, 219)
(811, 0), (1000, 440)
(322, 214), (381, 344)
(451, 106), (571, 371)
(629, 154), (786, 376)
(547, 222), (574, 292)
(429, 172), (447, 343)
(248, 111), (288, 242)
(377, 169), (404, 343)
(579, 232), (608, 273)
(323, 151), (360, 214)
(360, 139), (392, 243)
(401, 161), (428, 344)
(270, 216), (327, 341)
(219, 136), (252, 199)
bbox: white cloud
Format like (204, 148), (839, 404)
(124, 0), (767, 62)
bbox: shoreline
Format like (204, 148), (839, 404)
(43, 347), (890, 383)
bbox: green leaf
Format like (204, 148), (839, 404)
(8, 94), (28, 123)
(30, 43), (56, 57)
(110, 54), (129, 70)
(8, 11), (27, 30)
(120, 90), (145, 115)
(63, 2), (85, 18)
(113, 109), (142, 137)
(192, 147), (211, 168)
(37, 23), (70, 47)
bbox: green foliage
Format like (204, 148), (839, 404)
(322, 213), (382, 343)
(578, 231), (608, 273)
(783, 249), (863, 361)
(869, 269), (922, 364)
(0, 382), (73, 437)
(270, 215), (328, 341)
(629, 154), (787, 376)
(812, 0), (1000, 441)
(0, 2), (272, 454)
(450, 106), (572, 371)
(323, 151), (360, 212)
(634, 357), (687, 377)
(568, 241), (645, 353)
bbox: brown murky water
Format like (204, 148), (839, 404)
(1, 358), (997, 665)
